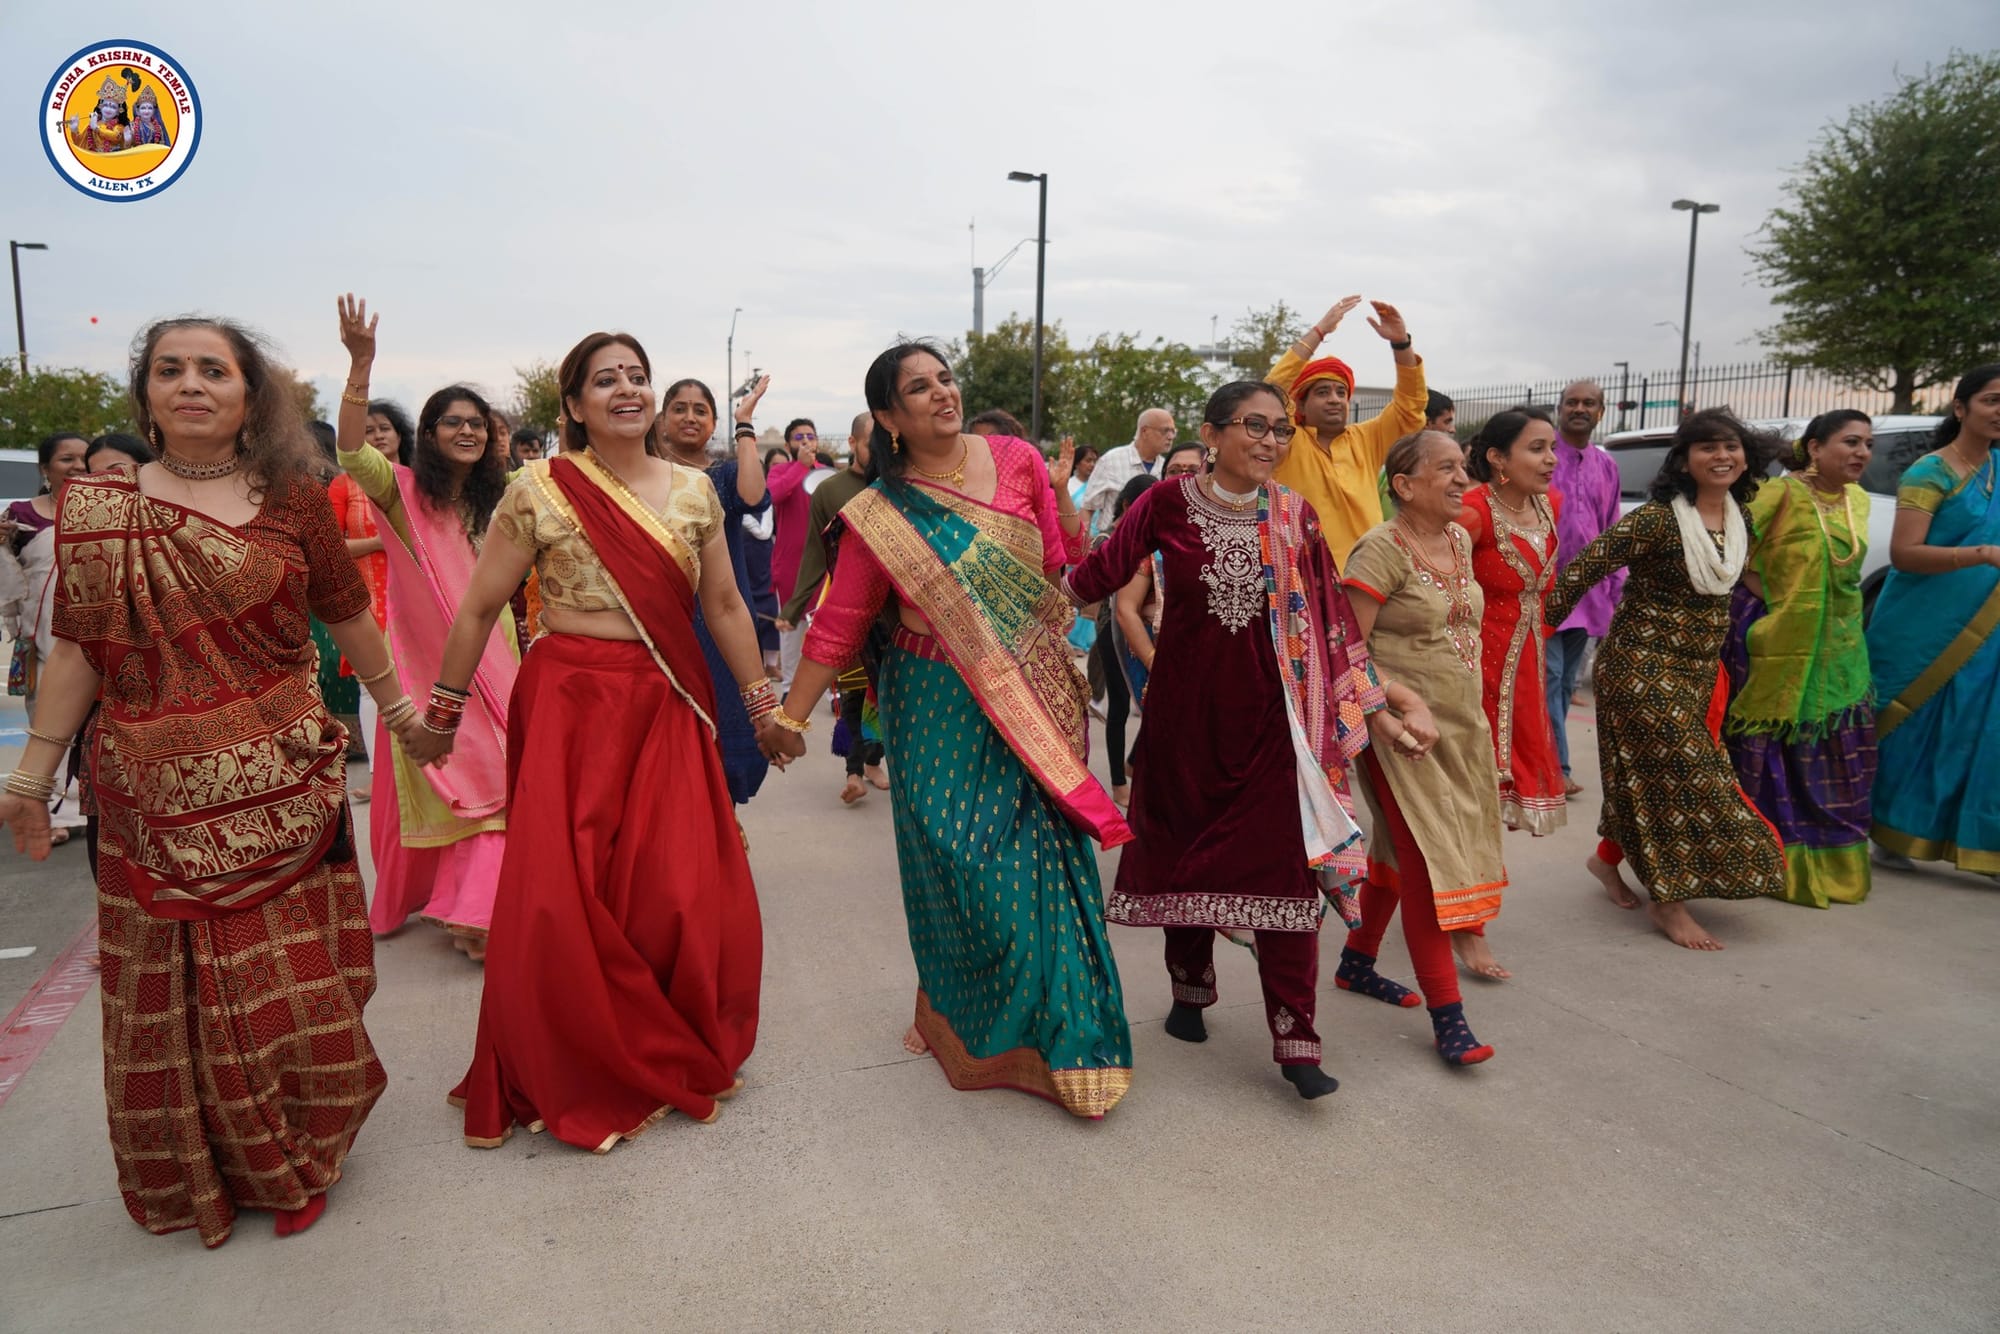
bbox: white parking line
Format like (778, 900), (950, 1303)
(0, 947), (36, 960)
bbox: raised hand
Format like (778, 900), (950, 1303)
(0, 792), (53, 861)
(1365, 300), (1409, 345)
(337, 293), (379, 364)
(735, 374), (772, 425)
(1313, 295), (1363, 338)
(1049, 435), (1077, 492)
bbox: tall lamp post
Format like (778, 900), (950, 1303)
(1670, 199), (1718, 418)
(1007, 170), (1048, 442)
(11, 241), (49, 375)
(726, 306), (743, 413)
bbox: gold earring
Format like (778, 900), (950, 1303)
(1803, 456), (1820, 476)
(147, 422), (161, 449)
(1205, 446), (1218, 465)
(891, 430), (902, 454)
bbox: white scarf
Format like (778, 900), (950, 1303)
(1669, 493), (1746, 595)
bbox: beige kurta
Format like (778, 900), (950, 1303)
(1343, 521), (1507, 928)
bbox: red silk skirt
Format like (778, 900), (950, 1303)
(451, 634), (763, 1151)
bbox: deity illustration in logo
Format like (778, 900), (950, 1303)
(65, 69), (169, 154)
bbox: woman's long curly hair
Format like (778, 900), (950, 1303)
(128, 317), (318, 499)
(414, 385), (510, 535)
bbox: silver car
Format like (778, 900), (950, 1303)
(1602, 414), (1942, 616)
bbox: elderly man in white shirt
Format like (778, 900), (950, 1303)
(1079, 407), (1176, 538)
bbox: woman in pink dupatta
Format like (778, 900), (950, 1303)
(335, 301), (518, 959)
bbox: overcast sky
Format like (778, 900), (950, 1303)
(4, 2), (1993, 436)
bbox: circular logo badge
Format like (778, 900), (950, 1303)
(39, 40), (201, 202)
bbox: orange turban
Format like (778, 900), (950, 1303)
(1289, 357), (1355, 423)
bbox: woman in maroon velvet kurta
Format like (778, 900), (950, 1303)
(1066, 381), (1411, 1099)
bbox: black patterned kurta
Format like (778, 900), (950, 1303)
(1545, 501), (1783, 902)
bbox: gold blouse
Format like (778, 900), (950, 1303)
(491, 457), (723, 613)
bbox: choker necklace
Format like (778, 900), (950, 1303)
(159, 449), (240, 481)
(909, 437), (968, 489)
(1205, 478), (1258, 509)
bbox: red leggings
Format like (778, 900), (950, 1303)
(1344, 751), (1464, 1009)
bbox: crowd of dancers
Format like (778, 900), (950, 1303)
(2, 287), (1997, 1248)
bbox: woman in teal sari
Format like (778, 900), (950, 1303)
(771, 340), (1133, 1119)
(1866, 363), (2000, 874)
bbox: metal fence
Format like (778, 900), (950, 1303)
(1353, 360), (1906, 438)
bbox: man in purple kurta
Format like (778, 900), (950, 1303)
(1547, 380), (1624, 790)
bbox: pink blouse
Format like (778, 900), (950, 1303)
(803, 435), (1083, 668)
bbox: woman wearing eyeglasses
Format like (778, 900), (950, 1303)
(1340, 430), (1506, 1066)
(334, 297), (520, 961)
(1067, 381), (1404, 1099)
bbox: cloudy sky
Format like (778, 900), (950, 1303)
(3, 2), (1991, 435)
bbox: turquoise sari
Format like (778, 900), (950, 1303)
(1866, 454), (2000, 873)
(844, 481), (1132, 1118)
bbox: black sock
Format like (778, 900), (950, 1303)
(1281, 1064), (1340, 1098)
(1164, 1001), (1208, 1043)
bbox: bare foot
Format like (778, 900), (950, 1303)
(1450, 932), (1512, 980)
(865, 762), (889, 791)
(1649, 900), (1723, 950)
(841, 774), (867, 805)
(1587, 854), (1641, 909)
(901, 1023), (930, 1056)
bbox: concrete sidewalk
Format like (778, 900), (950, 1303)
(1, 704), (1996, 1332)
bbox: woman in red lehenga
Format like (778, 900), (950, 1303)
(402, 330), (773, 1152)
(0, 317), (416, 1247)
(1452, 409), (1567, 981)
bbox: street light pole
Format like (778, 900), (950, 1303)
(726, 306), (743, 414)
(1670, 199), (1718, 419)
(10, 241), (49, 376)
(1008, 171), (1048, 442)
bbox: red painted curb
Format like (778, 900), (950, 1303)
(0, 919), (99, 1110)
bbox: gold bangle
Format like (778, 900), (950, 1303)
(25, 725), (73, 747)
(5, 770), (58, 801)
(341, 390), (370, 408)
(358, 660), (397, 687)
(770, 709), (812, 735)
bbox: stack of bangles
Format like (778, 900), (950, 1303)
(423, 682), (471, 735)
(5, 770), (57, 802)
(379, 695), (417, 730)
(739, 678), (810, 734)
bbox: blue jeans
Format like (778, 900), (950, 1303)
(1545, 627), (1590, 777)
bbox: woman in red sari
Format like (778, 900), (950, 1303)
(402, 331), (774, 1152)
(0, 317), (417, 1247)
(1453, 408), (1567, 980)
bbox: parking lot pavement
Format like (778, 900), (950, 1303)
(2, 698), (1997, 1331)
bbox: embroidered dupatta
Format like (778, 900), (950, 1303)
(841, 481), (1131, 847)
(544, 452), (718, 731)
(1259, 485), (1381, 927)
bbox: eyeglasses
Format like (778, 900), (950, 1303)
(438, 415), (487, 432)
(1224, 416), (1296, 443)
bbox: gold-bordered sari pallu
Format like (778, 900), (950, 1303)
(841, 480), (1132, 1118)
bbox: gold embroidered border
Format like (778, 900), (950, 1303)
(915, 991), (1130, 1119)
(1871, 823), (2000, 874)
(1877, 579), (2000, 738)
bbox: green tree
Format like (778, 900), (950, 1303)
(1067, 334), (1209, 445)
(1749, 50), (2000, 412)
(954, 315), (1074, 441)
(275, 367), (321, 425)
(1228, 301), (1307, 379)
(0, 363), (129, 449)
(513, 360), (562, 436)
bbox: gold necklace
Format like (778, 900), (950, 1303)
(1795, 475), (1860, 568)
(159, 449), (240, 481)
(908, 437), (968, 488)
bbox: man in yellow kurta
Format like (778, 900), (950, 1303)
(1267, 295), (1429, 568)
